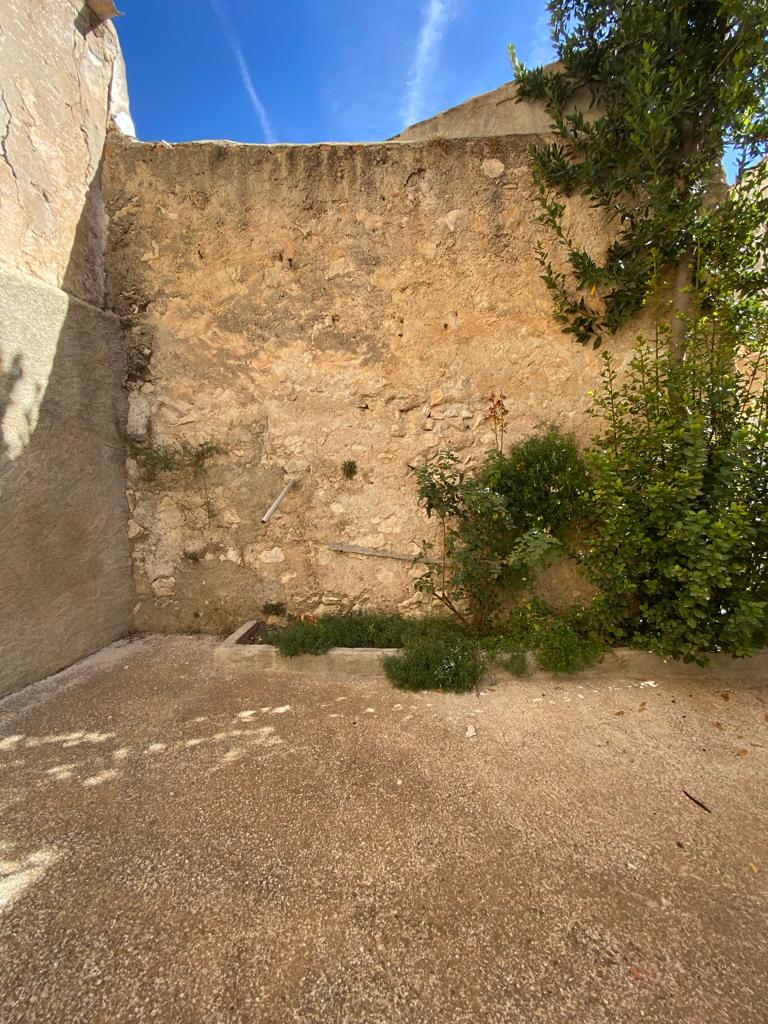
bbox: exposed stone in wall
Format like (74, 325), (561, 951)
(104, 134), (629, 633)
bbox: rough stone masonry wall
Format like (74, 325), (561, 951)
(0, 0), (134, 695)
(104, 133), (631, 635)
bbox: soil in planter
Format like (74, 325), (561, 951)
(238, 622), (278, 645)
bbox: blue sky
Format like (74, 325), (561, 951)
(116, 1), (554, 144)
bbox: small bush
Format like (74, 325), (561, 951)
(535, 619), (605, 674)
(384, 632), (484, 693)
(413, 426), (589, 635)
(341, 460), (358, 480)
(498, 599), (606, 674)
(480, 425), (590, 537)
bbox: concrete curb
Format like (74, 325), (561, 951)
(215, 621), (400, 680)
(216, 621), (768, 684)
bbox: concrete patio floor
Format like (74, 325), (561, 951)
(0, 636), (766, 1023)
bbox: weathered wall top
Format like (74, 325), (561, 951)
(393, 63), (594, 143)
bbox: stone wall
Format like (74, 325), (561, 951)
(0, 0), (134, 695)
(104, 133), (630, 634)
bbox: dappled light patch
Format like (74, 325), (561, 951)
(82, 769), (120, 787)
(0, 843), (61, 915)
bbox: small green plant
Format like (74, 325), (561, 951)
(485, 390), (509, 451)
(341, 460), (358, 480)
(535, 618), (605, 674)
(128, 437), (227, 482)
(383, 631), (485, 693)
(480, 425), (590, 538)
(262, 601), (287, 618)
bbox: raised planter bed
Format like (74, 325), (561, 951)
(215, 620), (400, 680)
(216, 621), (768, 683)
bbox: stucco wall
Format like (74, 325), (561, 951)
(0, 0), (134, 695)
(0, 269), (133, 695)
(104, 134), (628, 633)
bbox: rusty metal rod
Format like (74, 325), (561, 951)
(328, 542), (417, 562)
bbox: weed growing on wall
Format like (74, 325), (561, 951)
(127, 435), (228, 526)
(262, 601), (287, 618)
(128, 437), (227, 483)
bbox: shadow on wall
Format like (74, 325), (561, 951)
(0, 177), (134, 698)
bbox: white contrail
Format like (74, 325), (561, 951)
(402, 0), (457, 127)
(209, 0), (277, 143)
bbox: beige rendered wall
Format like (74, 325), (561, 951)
(0, 0), (134, 695)
(103, 134), (629, 634)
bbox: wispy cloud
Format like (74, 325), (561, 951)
(530, 9), (555, 67)
(401, 0), (458, 128)
(208, 0), (277, 143)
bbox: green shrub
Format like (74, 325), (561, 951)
(496, 599), (606, 674)
(589, 344), (768, 662)
(480, 425), (590, 538)
(413, 426), (588, 635)
(535, 619), (605, 674)
(383, 632), (485, 693)
(498, 650), (528, 676)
